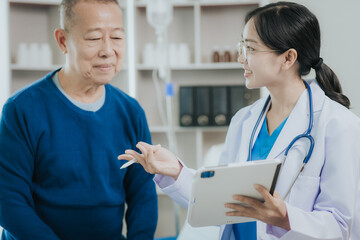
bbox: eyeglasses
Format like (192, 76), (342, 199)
(237, 40), (279, 62)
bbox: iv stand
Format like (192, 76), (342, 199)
(146, 0), (180, 236)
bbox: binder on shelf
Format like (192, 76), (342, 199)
(228, 86), (250, 119)
(212, 86), (228, 126)
(179, 86), (195, 126)
(195, 87), (211, 126)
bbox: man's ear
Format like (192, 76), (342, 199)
(54, 28), (68, 54)
(282, 48), (298, 70)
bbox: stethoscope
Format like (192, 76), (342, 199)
(247, 80), (315, 199)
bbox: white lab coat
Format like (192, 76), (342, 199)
(156, 80), (360, 240)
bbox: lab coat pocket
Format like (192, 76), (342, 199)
(288, 175), (320, 212)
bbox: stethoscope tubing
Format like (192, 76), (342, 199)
(247, 80), (315, 199)
(283, 80), (314, 164)
(247, 97), (271, 162)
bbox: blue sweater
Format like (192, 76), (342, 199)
(0, 70), (158, 240)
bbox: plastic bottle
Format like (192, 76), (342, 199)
(29, 43), (40, 67)
(40, 43), (52, 67)
(212, 45), (221, 63)
(169, 43), (178, 67)
(223, 45), (232, 62)
(179, 43), (190, 65)
(143, 43), (155, 66)
(234, 50), (239, 62)
(17, 42), (28, 66)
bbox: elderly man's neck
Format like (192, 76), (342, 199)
(58, 67), (105, 104)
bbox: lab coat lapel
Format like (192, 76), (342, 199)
(272, 80), (325, 199)
(266, 88), (309, 160)
(267, 80), (324, 160)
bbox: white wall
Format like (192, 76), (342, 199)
(276, 0), (360, 116)
(0, 1), (10, 111)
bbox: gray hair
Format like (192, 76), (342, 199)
(60, 0), (120, 31)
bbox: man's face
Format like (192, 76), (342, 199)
(65, 1), (125, 85)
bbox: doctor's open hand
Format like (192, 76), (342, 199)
(118, 142), (183, 180)
(225, 184), (290, 230)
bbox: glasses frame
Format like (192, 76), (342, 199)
(237, 40), (279, 62)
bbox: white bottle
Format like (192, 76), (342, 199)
(179, 43), (190, 65)
(28, 43), (40, 67)
(169, 43), (178, 67)
(40, 43), (52, 67)
(17, 42), (29, 66)
(142, 43), (155, 66)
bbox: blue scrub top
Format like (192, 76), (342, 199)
(232, 116), (288, 240)
(251, 116), (288, 160)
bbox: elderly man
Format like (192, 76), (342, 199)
(0, 0), (157, 239)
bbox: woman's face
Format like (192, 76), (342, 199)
(239, 18), (283, 89)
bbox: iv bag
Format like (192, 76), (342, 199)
(146, 0), (173, 35)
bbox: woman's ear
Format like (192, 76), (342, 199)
(282, 48), (298, 70)
(54, 28), (68, 54)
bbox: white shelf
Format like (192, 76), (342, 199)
(9, 0), (60, 5)
(8, 1), (259, 10)
(136, 0), (259, 7)
(9, 0), (127, 7)
(136, 0), (195, 7)
(11, 64), (62, 71)
(199, 0), (259, 6)
(137, 63), (243, 71)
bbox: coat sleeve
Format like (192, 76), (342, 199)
(154, 106), (247, 209)
(0, 101), (60, 239)
(123, 109), (158, 240)
(154, 163), (196, 209)
(269, 115), (360, 240)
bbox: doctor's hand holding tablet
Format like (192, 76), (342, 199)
(119, 1), (360, 239)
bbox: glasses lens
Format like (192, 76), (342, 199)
(237, 41), (247, 61)
(242, 44), (247, 60)
(237, 42), (242, 55)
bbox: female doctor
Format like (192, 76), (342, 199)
(119, 2), (360, 239)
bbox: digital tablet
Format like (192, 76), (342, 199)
(187, 159), (282, 227)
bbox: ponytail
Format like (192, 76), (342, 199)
(314, 61), (350, 109)
(245, 2), (351, 109)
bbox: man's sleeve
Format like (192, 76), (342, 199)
(0, 100), (60, 239)
(123, 109), (158, 240)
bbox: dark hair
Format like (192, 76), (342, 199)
(60, 0), (120, 32)
(245, 2), (350, 108)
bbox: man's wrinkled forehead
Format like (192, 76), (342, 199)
(60, 0), (121, 31)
